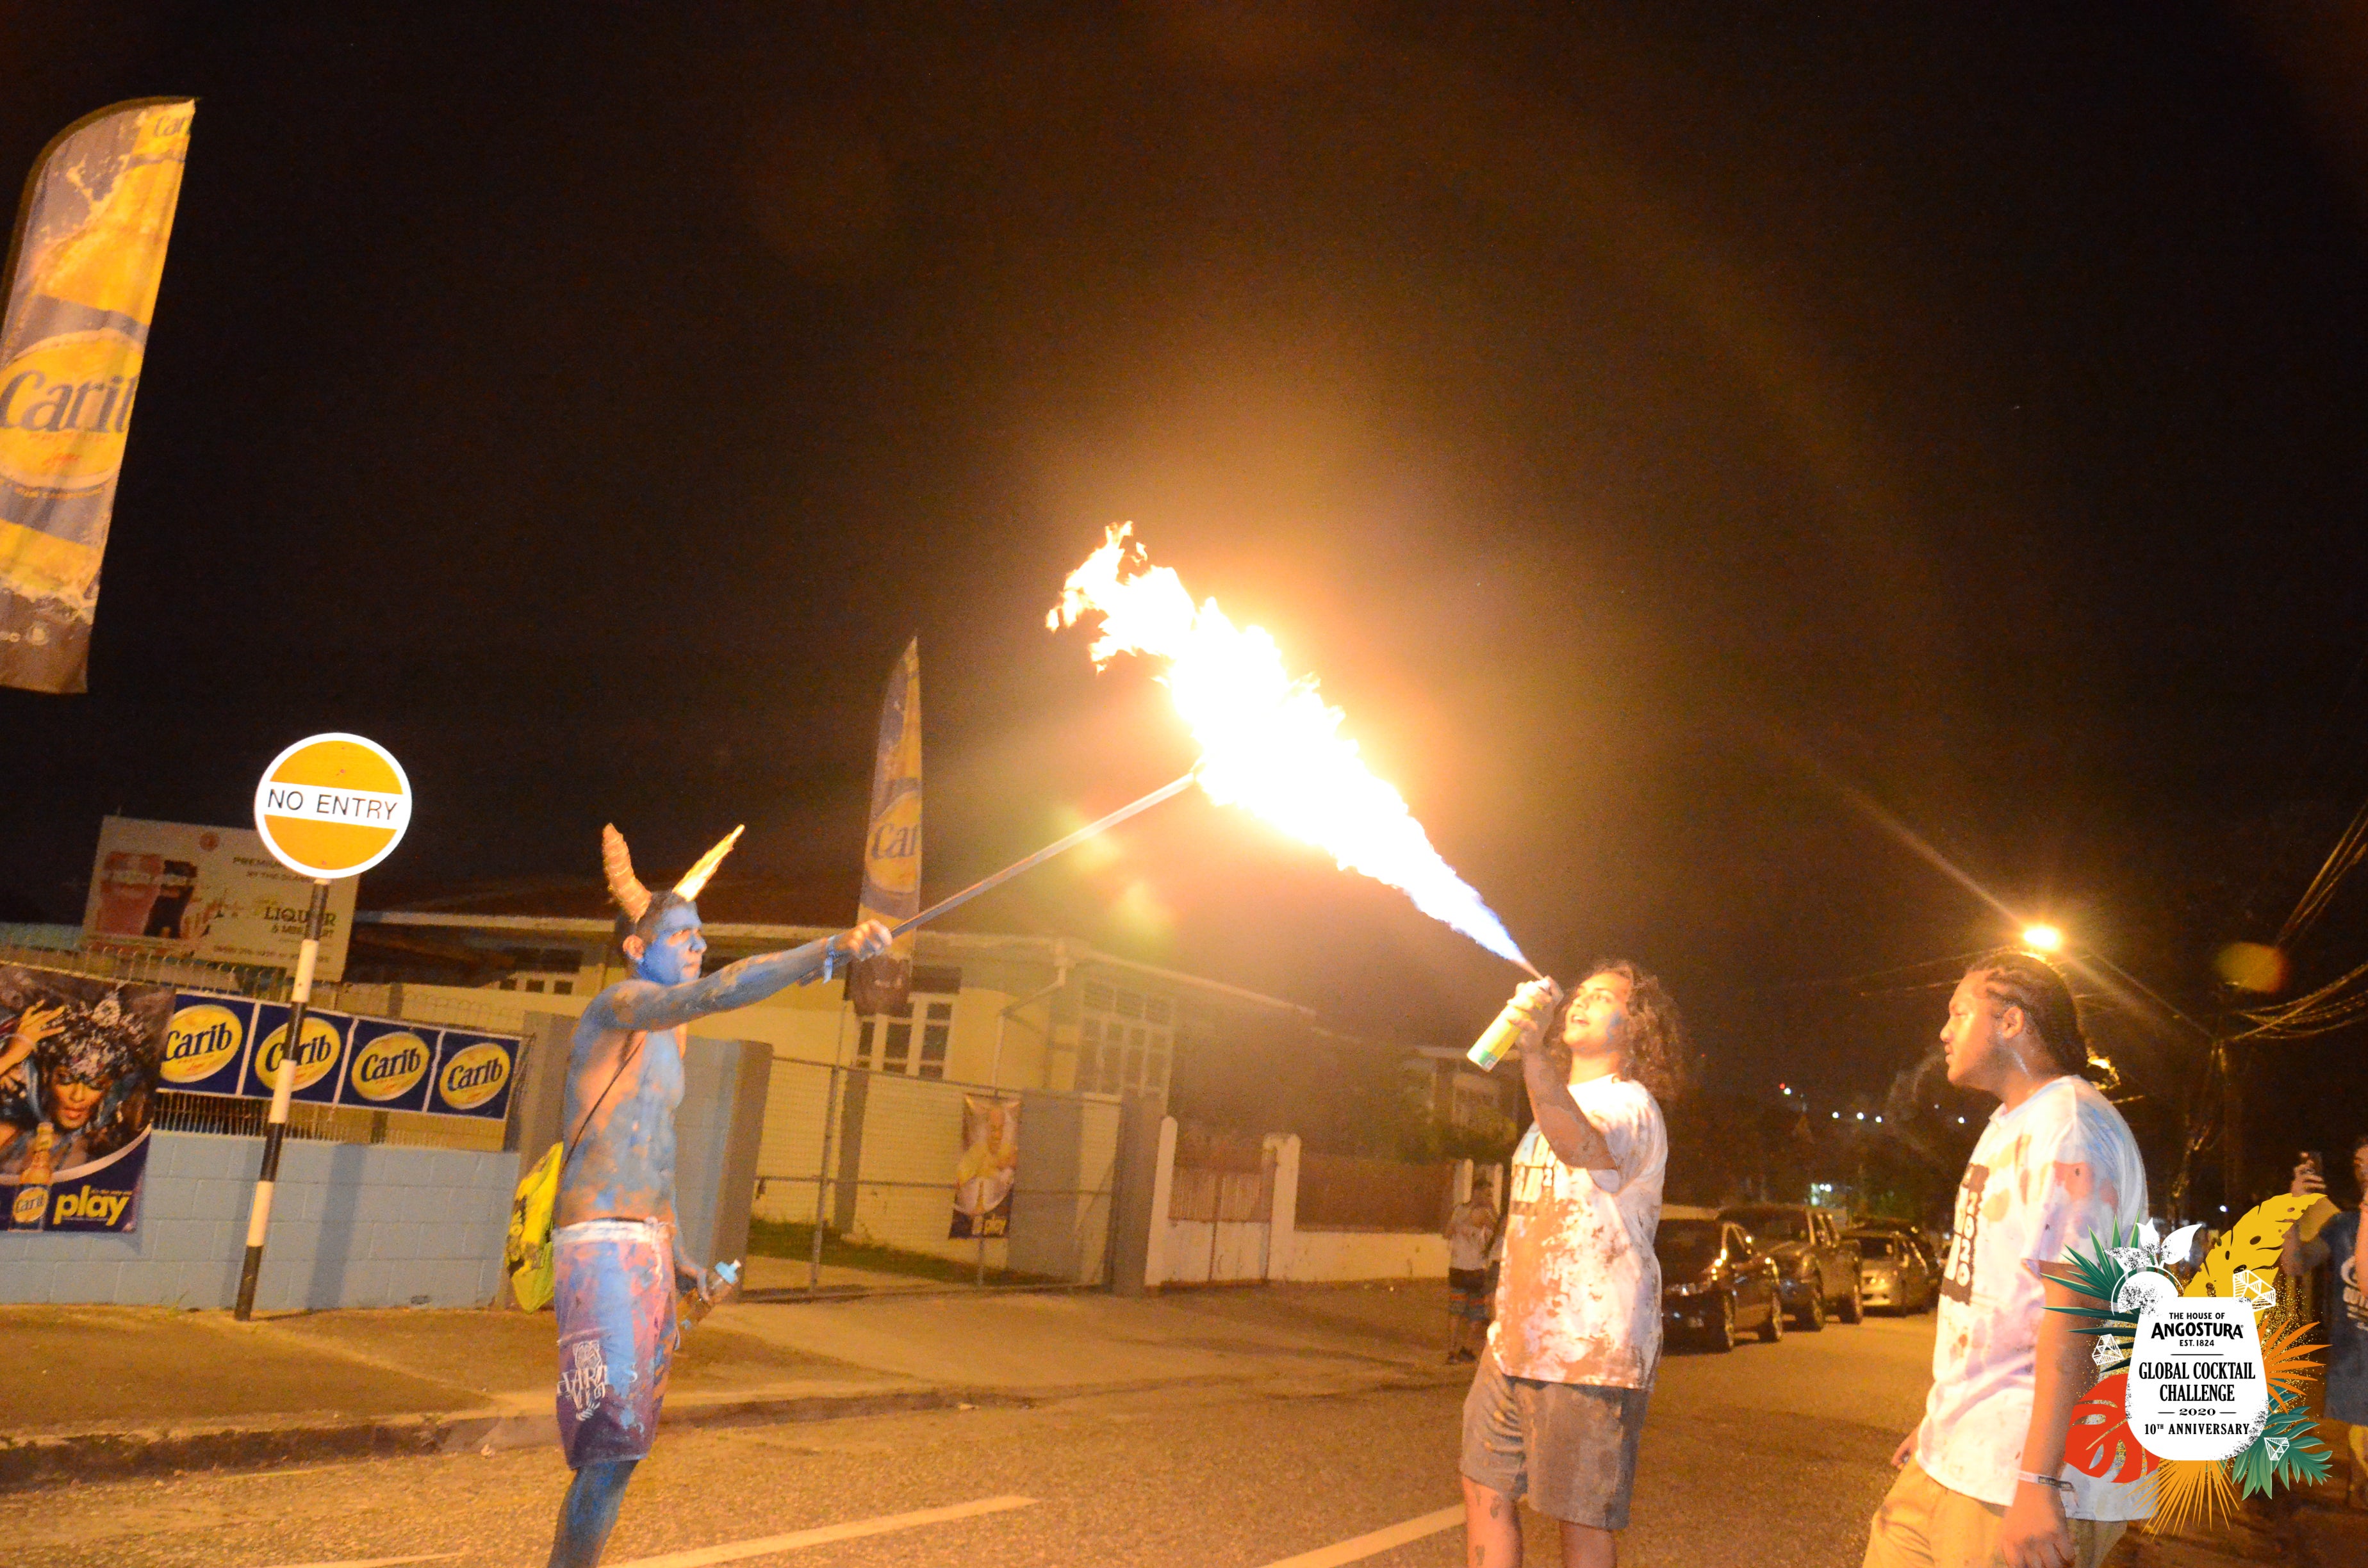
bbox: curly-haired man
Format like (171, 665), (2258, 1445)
(1460, 960), (1684, 1568)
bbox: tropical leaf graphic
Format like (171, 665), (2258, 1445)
(2256, 1306), (2326, 1409)
(2185, 1194), (2317, 1298)
(2148, 1457), (2237, 1537)
(2047, 1225), (2141, 1336)
(2065, 1372), (2159, 1483)
(2228, 1405), (2331, 1498)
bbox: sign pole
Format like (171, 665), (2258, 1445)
(235, 730), (412, 1321)
(234, 876), (329, 1321)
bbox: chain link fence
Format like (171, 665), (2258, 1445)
(752, 1058), (1124, 1288)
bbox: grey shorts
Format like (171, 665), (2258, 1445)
(1459, 1351), (1650, 1530)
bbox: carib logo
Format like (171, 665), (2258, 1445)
(347, 1031), (431, 1104)
(438, 1041), (512, 1111)
(254, 1015), (346, 1094)
(163, 1003), (245, 1086)
(0, 331), (141, 493)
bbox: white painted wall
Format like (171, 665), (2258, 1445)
(1135, 1120), (1463, 1288)
(1278, 1228), (1451, 1282)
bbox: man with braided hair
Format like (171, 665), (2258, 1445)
(1866, 950), (2148, 1568)
(545, 823), (890, 1568)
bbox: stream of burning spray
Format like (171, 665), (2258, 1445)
(1049, 526), (1537, 975)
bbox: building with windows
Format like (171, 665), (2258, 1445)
(343, 912), (1320, 1102)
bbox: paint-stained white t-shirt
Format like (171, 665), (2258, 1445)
(1920, 1074), (2150, 1519)
(1488, 1074), (1666, 1389)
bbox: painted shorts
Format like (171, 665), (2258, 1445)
(553, 1218), (678, 1468)
(1460, 1351), (1649, 1530)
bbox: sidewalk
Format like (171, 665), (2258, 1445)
(0, 1280), (1463, 1490)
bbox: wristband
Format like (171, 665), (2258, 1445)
(2016, 1471), (2073, 1494)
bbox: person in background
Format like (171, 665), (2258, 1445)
(2282, 1136), (2368, 1509)
(1445, 1186), (1501, 1363)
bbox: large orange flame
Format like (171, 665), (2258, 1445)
(1049, 525), (1533, 970)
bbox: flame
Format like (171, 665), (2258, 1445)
(1049, 525), (1533, 970)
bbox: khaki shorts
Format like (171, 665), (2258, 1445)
(1864, 1460), (2126, 1568)
(1459, 1351), (1649, 1530)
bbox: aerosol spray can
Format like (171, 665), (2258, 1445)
(1467, 979), (1561, 1070)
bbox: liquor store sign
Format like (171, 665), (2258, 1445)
(163, 990), (517, 1120)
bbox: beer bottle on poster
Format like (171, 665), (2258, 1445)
(13, 1123), (56, 1225)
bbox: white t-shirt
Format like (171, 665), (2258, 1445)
(1919, 1074), (2150, 1519)
(1447, 1202), (1495, 1272)
(1488, 1074), (1666, 1389)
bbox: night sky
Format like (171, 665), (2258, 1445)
(6, 5), (2367, 1179)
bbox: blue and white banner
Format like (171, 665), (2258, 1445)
(162, 991), (516, 1122)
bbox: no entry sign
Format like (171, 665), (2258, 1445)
(252, 732), (411, 879)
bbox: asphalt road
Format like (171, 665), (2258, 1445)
(1, 1305), (1936, 1568)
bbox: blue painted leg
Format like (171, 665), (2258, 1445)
(548, 1458), (637, 1568)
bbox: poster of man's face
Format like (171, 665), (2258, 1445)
(0, 965), (170, 1191)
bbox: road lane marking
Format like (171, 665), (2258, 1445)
(1256, 1504), (1465, 1568)
(607, 1494), (1038, 1567)
(256, 1556), (462, 1568)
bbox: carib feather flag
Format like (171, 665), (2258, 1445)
(851, 638), (921, 1017)
(0, 99), (194, 694)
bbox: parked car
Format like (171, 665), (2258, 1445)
(1852, 1216), (1955, 1279)
(1848, 1227), (1938, 1313)
(1852, 1216), (1929, 1252)
(1658, 1207), (1786, 1352)
(1721, 1203), (1862, 1328)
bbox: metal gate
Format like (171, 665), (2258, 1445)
(1162, 1127), (1274, 1284)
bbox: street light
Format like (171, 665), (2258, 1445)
(2022, 924), (2064, 953)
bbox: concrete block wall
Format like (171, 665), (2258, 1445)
(0, 1132), (518, 1310)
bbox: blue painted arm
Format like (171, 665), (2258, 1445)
(601, 939), (840, 1034)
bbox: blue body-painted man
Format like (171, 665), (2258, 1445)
(545, 824), (891, 1568)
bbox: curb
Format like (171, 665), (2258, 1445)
(0, 1384), (1024, 1493)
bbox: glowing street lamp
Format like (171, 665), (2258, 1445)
(2021, 923), (2064, 954)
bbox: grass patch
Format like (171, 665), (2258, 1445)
(744, 1218), (1061, 1287)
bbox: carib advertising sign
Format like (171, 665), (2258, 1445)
(161, 992), (517, 1122)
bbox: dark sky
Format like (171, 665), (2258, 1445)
(6, 4), (2367, 1145)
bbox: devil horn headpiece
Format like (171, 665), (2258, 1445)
(673, 826), (743, 902)
(602, 822), (744, 920)
(602, 824), (652, 922)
